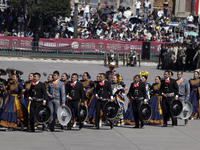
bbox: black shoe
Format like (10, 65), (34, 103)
(27, 127), (31, 132)
(163, 123), (167, 127)
(20, 122), (24, 131)
(79, 123), (83, 129)
(185, 119), (188, 125)
(30, 128), (35, 132)
(67, 126), (71, 130)
(133, 126), (139, 128)
(141, 122), (144, 128)
(42, 124), (46, 131)
(172, 121), (176, 127)
(110, 122), (114, 129)
(61, 125), (64, 130)
(50, 123), (54, 131)
(95, 126), (100, 129)
(173, 118), (177, 126)
(6, 128), (13, 132)
(50, 126), (54, 132)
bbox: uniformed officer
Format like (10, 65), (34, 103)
(193, 44), (200, 69)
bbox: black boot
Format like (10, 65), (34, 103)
(185, 119), (188, 125)
(67, 124), (71, 130)
(109, 120), (114, 129)
(163, 122), (167, 127)
(140, 121), (144, 128)
(79, 123), (83, 129)
(50, 122), (54, 131)
(20, 121), (24, 131)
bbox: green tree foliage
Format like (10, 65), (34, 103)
(8, 0), (71, 17)
(7, 0), (71, 31)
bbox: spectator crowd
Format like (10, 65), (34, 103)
(0, 0), (199, 44)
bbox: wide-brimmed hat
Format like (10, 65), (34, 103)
(104, 62), (119, 68)
(0, 69), (7, 76)
(6, 68), (24, 75)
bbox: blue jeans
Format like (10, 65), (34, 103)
(164, 9), (168, 17)
(136, 9), (140, 17)
(144, 7), (149, 14)
(84, 12), (90, 20)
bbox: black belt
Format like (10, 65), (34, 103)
(135, 97), (144, 100)
(33, 98), (43, 101)
(179, 95), (185, 97)
(165, 93), (174, 97)
(99, 98), (108, 101)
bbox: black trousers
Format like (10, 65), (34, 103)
(161, 56), (164, 68)
(132, 100), (143, 127)
(185, 58), (193, 71)
(162, 97), (175, 124)
(177, 59), (183, 71)
(95, 100), (112, 127)
(67, 100), (81, 127)
(30, 101), (42, 130)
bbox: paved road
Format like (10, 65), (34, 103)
(0, 59), (198, 150)
(0, 120), (199, 150)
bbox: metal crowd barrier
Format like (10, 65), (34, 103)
(0, 41), (159, 61)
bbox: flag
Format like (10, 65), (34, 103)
(195, 0), (200, 14)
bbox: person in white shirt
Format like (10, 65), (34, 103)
(84, 3), (90, 20)
(118, 11), (123, 19)
(123, 7), (132, 19)
(144, 0), (151, 14)
(184, 29), (189, 38)
(135, 0), (141, 17)
(157, 8), (164, 18)
(146, 30), (152, 41)
(187, 14), (193, 24)
(43, 29), (49, 38)
(55, 32), (60, 38)
(17, 30), (24, 37)
(26, 28), (34, 37)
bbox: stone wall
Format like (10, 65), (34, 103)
(154, 0), (174, 14)
(175, 0), (193, 18)
(70, 0), (194, 18)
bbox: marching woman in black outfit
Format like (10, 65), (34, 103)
(80, 72), (94, 107)
(87, 74), (101, 124)
(0, 71), (25, 131)
(160, 70), (179, 127)
(20, 73), (34, 128)
(44, 74), (53, 89)
(127, 75), (147, 128)
(148, 76), (163, 124)
(95, 73), (113, 129)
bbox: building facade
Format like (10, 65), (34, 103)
(71, 0), (196, 18)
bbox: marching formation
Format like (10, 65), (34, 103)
(0, 65), (198, 132)
(159, 42), (200, 71)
